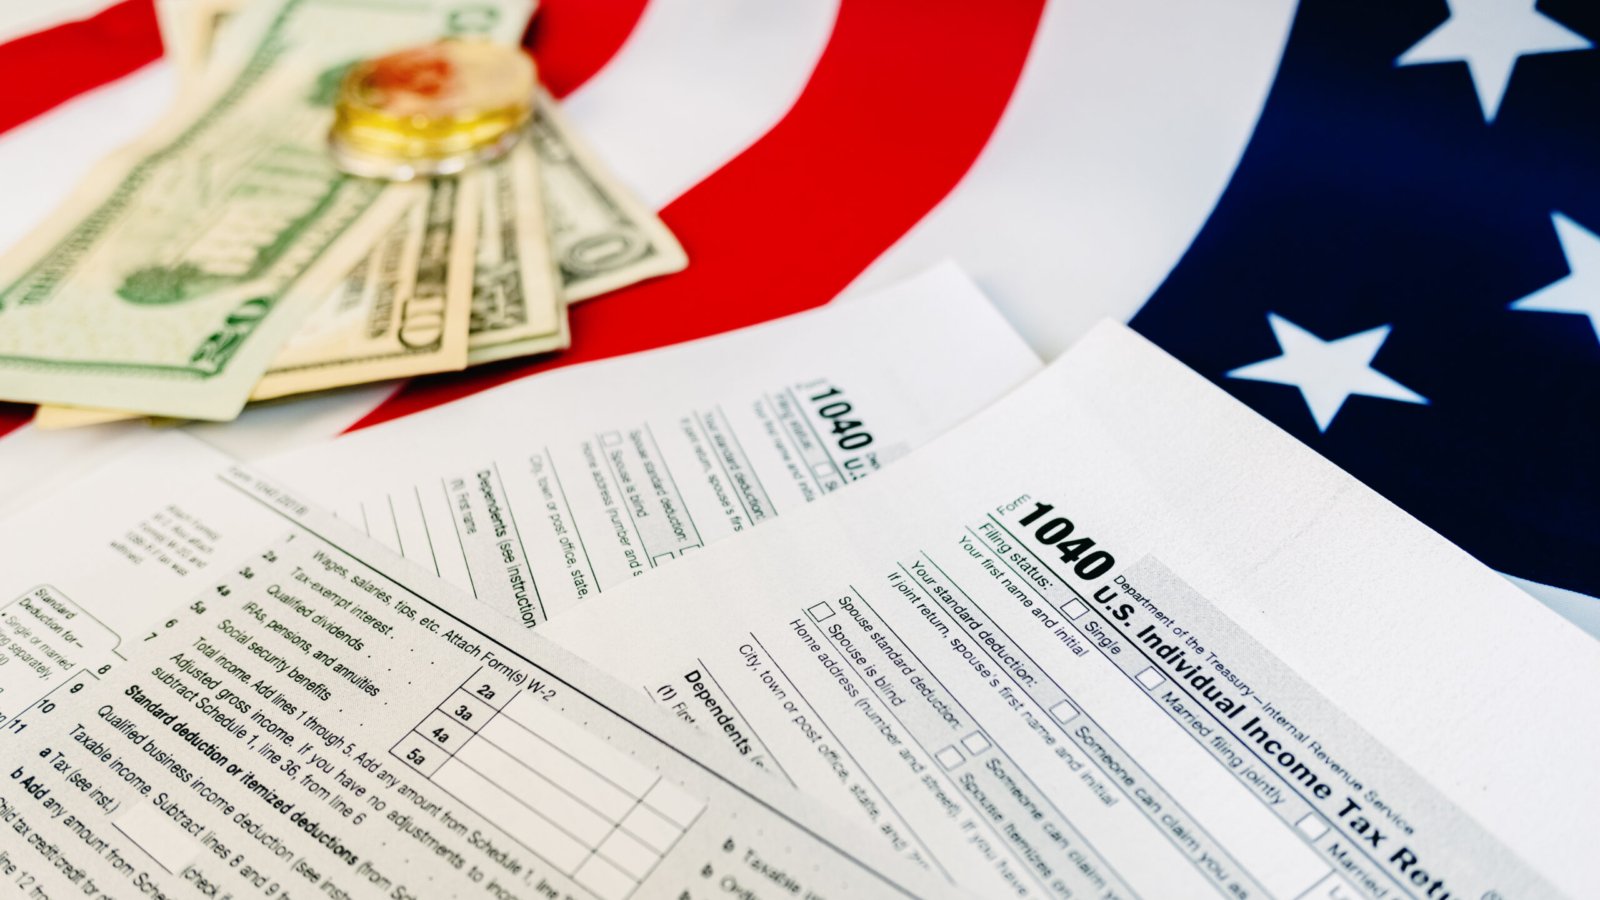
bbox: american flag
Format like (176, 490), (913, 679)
(0, 0), (1593, 628)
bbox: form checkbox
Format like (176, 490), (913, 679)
(1049, 700), (1078, 723)
(811, 462), (835, 479)
(1296, 813), (1329, 840)
(962, 732), (991, 755)
(807, 602), (836, 623)
(1136, 667), (1166, 690)
(1060, 599), (1088, 620)
(936, 746), (963, 769)
(601, 430), (624, 447)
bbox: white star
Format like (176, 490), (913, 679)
(1228, 315), (1428, 432)
(1396, 0), (1591, 123)
(1511, 212), (1600, 341)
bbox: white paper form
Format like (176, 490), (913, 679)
(0, 444), (959, 900)
(0, 420), (155, 518)
(260, 264), (1042, 627)
(0, 433), (288, 730)
(541, 323), (1600, 898)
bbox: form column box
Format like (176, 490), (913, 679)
(441, 689), (496, 732)
(432, 760), (591, 872)
(642, 780), (705, 829)
(501, 693), (662, 797)
(620, 804), (681, 854)
(391, 731), (447, 778)
(457, 676), (516, 712)
(391, 669), (519, 778)
(598, 829), (659, 879)
(574, 854), (637, 900)
(452, 738), (615, 845)
(417, 708), (477, 755)
(392, 678), (704, 900)
(476, 717), (638, 819)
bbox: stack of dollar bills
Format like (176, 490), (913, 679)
(0, 0), (685, 428)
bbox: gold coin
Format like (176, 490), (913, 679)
(330, 38), (536, 180)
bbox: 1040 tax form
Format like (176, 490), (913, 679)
(260, 264), (1041, 627)
(3, 301), (1593, 899)
(0, 463), (958, 900)
(0, 266), (1035, 730)
(541, 323), (1600, 898)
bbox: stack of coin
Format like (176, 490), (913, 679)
(330, 38), (536, 180)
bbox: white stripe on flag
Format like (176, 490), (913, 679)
(563, 0), (839, 208)
(846, 0), (1297, 359)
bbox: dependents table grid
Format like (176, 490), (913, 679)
(391, 667), (707, 899)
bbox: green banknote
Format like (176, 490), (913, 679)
(534, 92), (688, 303)
(467, 139), (569, 365)
(0, 0), (533, 420)
(176, 10), (682, 308)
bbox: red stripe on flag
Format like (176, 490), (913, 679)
(0, 403), (30, 437)
(351, 0), (1045, 430)
(529, 0), (650, 98)
(0, 0), (163, 135)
